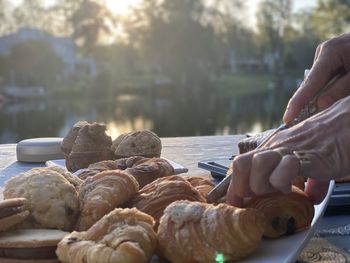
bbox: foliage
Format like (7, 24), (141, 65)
(4, 40), (64, 87)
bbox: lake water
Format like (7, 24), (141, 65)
(0, 88), (294, 143)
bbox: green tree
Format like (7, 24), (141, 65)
(312, 0), (350, 39)
(256, 0), (293, 80)
(7, 40), (64, 86)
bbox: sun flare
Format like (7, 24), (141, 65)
(105, 0), (141, 16)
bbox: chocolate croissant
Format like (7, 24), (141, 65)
(158, 200), (266, 263)
(128, 175), (205, 229)
(78, 156), (174, 188)
(76, 170), (139, 231)
(245, 186), (314, 238)
(57, 208), (157, 263)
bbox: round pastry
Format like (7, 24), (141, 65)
(57, 208), (157, 263)
(245, 186), (314, 238)
(183, 176), (215, 200)
(0, 198), (30, 232)
(61, 122), (113, 172)
(76, 170), (139, 231)
(0, 228), (68, 262)
(41, 166), (82, 190)
(158, 200), (266, 263)
(78, 156), (174, 188)
(3, 168), (80, 231)
(128, 175), (205, 229)
(112, 130), (161, 159)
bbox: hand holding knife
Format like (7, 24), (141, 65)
(207, 69), (346, 203)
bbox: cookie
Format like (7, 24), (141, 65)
(0, 198), (30, 232)
(3, 168), (79, 231)
(0, 228), (68, 262)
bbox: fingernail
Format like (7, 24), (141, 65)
(282, 108), (291, 123)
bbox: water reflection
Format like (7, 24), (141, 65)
(0, 88), (293, 143)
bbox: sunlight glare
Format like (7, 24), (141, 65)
(105, 0), (141, 16)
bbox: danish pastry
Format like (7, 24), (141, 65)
(183, 176), (215, 200)
(129, 175), (205, 228)
(157, 200), (266, 263)
(76, 170), (139, 231)
(57, 208), (157, 263)
(245, 186), (314, 238)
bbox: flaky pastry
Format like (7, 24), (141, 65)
(76, 170), (139, 231)
(245, 186), (314, 238)
(157, 200), (266, 263)
(57, 208), (157, 263)
(128, 175), (205, 228)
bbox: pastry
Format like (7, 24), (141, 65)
(61, 122), (113, 172)
(3, 168), (79, 231)
(129, 175), (206, 229)
(112, 130), (161, 159)
(41, 166), (82, 190)
(76, 170), (139, 231)
(0, 198), (30, 232)
(0, 228), (68, 262)
(245, 186), (314, 238)
(57, 208), (157, 263)
(183, 176), (215, 200)
(78, 156), (174, 188)
(157, 200), (266, 263)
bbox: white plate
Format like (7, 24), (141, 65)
(46, 157), (188, 176)
(241, 180), (335, 263)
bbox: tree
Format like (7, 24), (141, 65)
(256, 0), (293, 79)
(312, 0), (350, 40)
(7, 40), (64, 86)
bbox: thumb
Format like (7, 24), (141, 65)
(305, 179), (330, 205)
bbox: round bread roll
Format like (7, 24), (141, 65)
(112, 130), (161, 159)
(3, 168), (80, 231)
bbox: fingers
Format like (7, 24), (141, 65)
(305, 179), (330, 205)
(283, 42), (343, 124)
(317, 71), (350, 109)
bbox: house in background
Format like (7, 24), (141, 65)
(0, 27), (97, 78)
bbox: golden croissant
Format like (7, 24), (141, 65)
(57, 208), (157, 263)
(245, 186), (314, 238)
(76, 170), (139, 231)
(78, 156), (174, 188)
(129, 175), (205, 229)
(183, 175), (215, 200)
(158, 200), (266, 263)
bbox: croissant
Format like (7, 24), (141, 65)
(62, 122), (113, 172)
(76, 170), (139, 231)
(183, 176), (215, 200)
(129, 175), (205, 229)
(245, 186), (314, 238)
(57, 208), (157, 263)
(78, 156), (174, 188)
(158, 200), (266, 263)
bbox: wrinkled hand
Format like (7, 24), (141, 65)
(227, 96), (350, 207)
(283, 32), (350, 124)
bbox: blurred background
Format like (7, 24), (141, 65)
(0, 0), (348, 142)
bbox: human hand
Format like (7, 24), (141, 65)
(283, 33), (350, 124)
(227, 95), (350, 207)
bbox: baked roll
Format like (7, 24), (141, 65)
(158, 200), (266, 263)
(245, 186), (314, 238)
(57, 208), (157, 263)
(76, 170), (139, 231)
(129, 175), (205, 229)
(78, 156), (174, 188)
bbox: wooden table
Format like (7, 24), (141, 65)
(1, 135), (350, 262)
